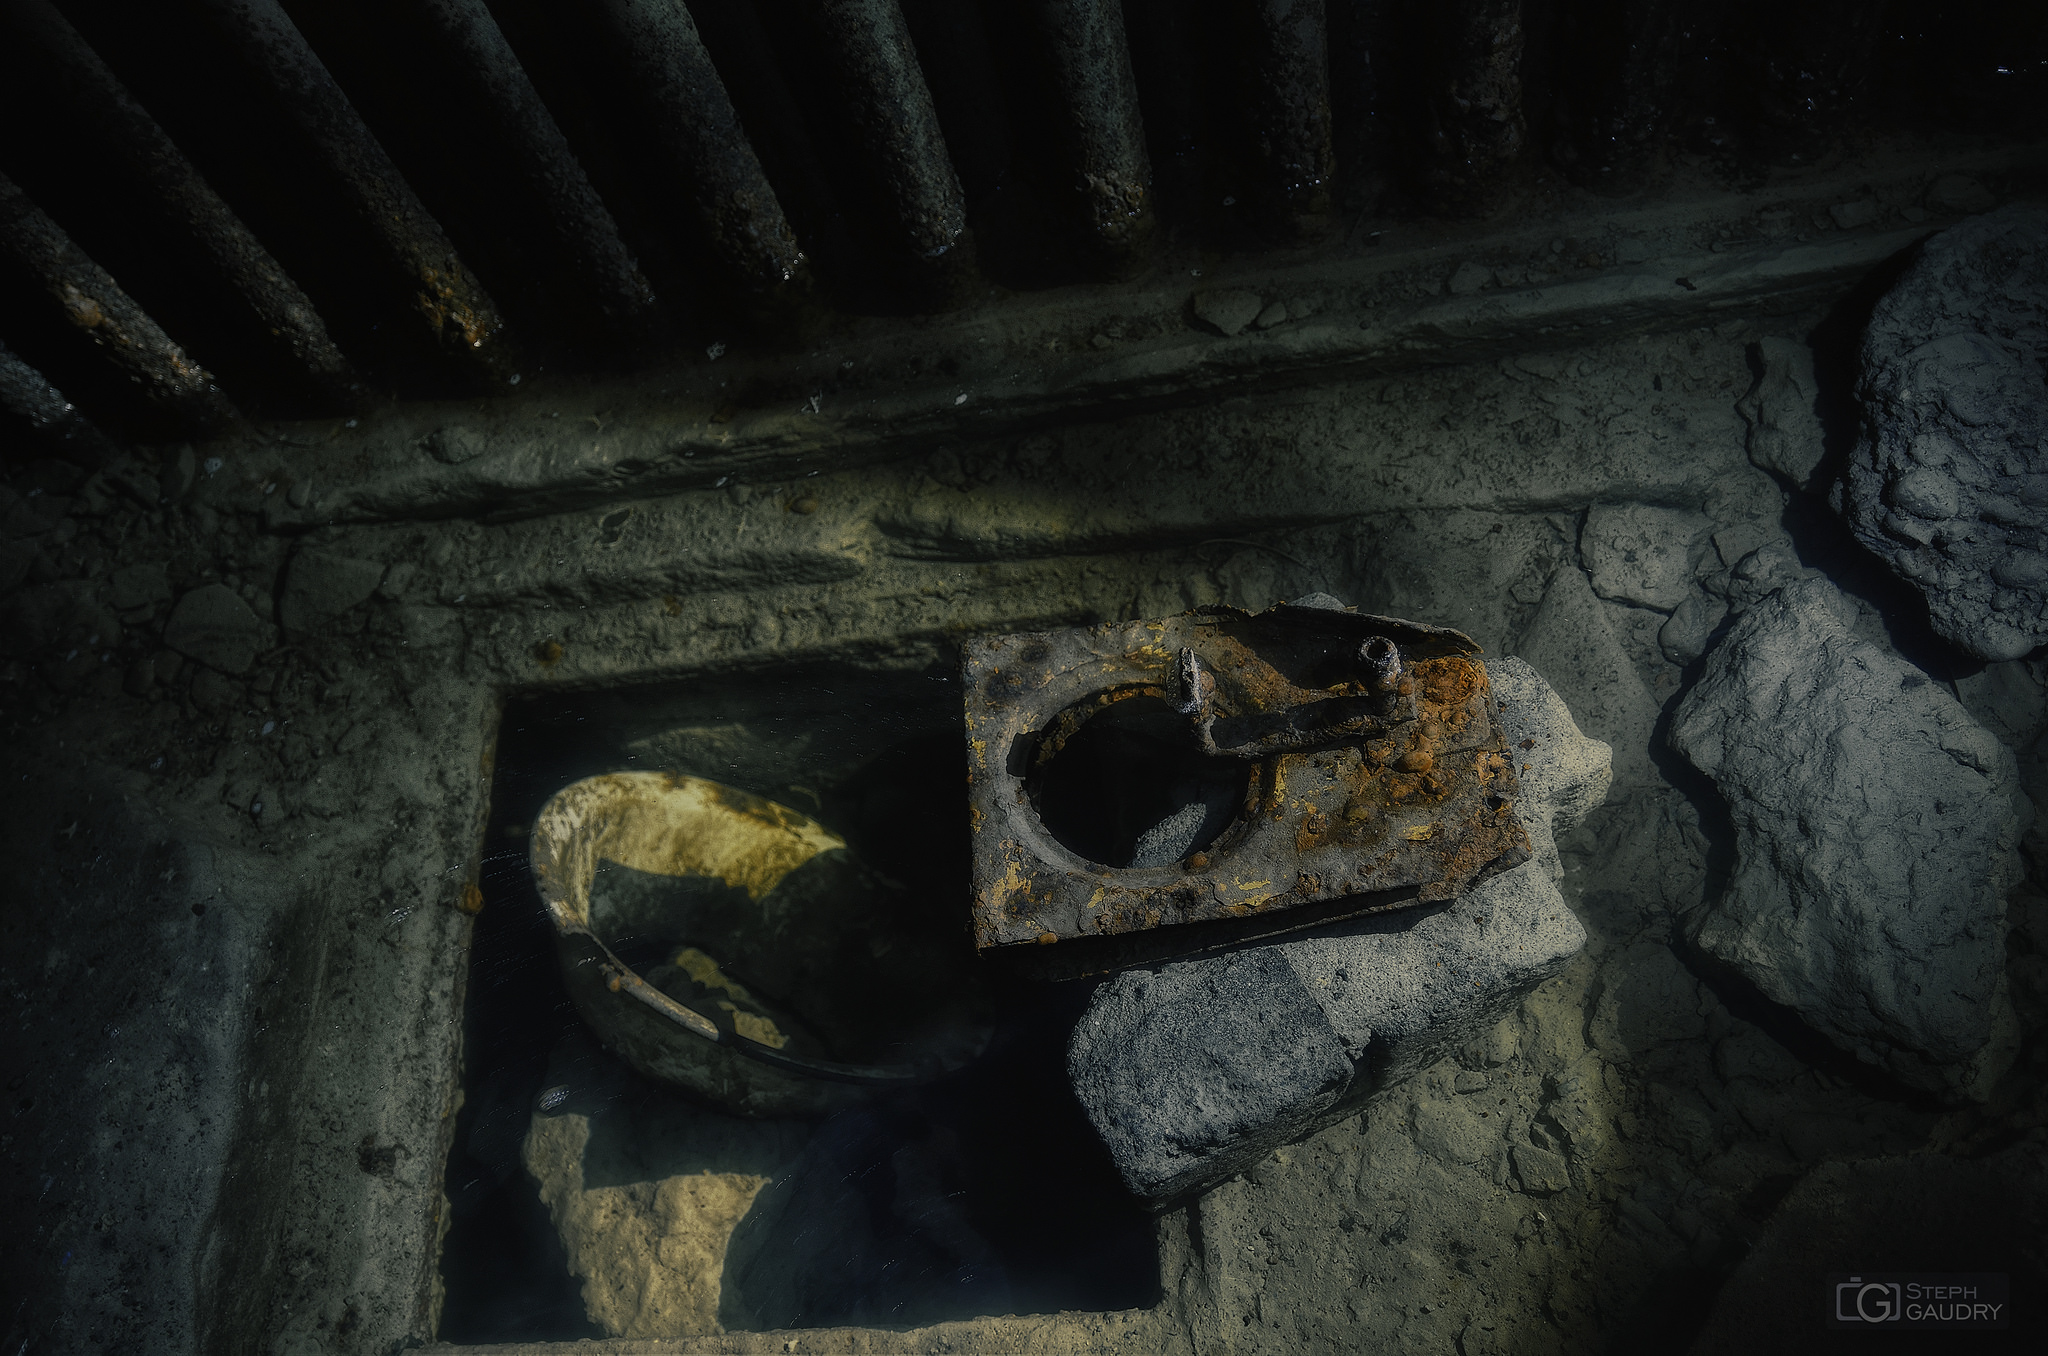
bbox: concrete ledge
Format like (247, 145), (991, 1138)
(210, 144), (2046, 529)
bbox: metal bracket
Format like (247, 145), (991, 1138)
(964, 602), (1531, 977)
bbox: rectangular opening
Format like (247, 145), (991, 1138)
(437, 657), (1161, 1342)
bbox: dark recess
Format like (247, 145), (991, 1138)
(440, 666), (1159, 1341)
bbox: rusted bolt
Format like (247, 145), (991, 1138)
(1186, 851), (1210, 870)
(1361, 636), (1402, 691)
(535, 638), (564, 666)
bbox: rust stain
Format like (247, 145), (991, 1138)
(963, 603), (1531, 967)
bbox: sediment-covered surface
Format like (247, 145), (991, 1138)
(6, 191), (2048, 1354)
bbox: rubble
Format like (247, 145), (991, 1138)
(1579, 503), (1713, 612)
(279, 548), (385, 634)
(162, 582), (264, 674)
(1839, 204), (2048, 661)
(1735, 337), (1827, 488)
(1669, 577), (2027, 1100)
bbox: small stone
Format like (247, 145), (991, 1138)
(1884, 466), (1960, 520)
(1413, 1098), (1497, 1164)
(1448, 260), (1490, 295)
(376, 561), (417, 601)
(1721, 541), (1823, 612)
(1579, 503), (1714, 612)
(107, 561), (171, 612)
(1253, 301), (1288, 329)
(1828, 199), (1879, 230)
(1736, 337), (1826, 486)
(163, 584), (264, 674)
(1128, 777), (1239, 868)
(1658, 593), (1728, 666)
(1711, 524), (1776, 572)
(189, 667), (241, 713)
(286, 479), (313, 509)
(423, 426), (488, 464)
(1090, 333), (1112, 350)
(1192, 289), (1264, 337)
(280, 549), (385, 635)
(1512, 1143), (1571, 1195)
(1461, 1019), (1519, 1069)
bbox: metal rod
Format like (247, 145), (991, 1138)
(1243, 0), (1335, 231)
(591, 0), (804, 291)
(688, 0), (864, 287)
(195, 0), (516, 381)
(1326, 0), (1393, 207)
(0, 337), (122, 466)
(4, 0), (365, 407)
(0, 170), (238, 432)
(803, 0), (967, 268)
(1031, 0), (1155, 266)
(1122, 0), (1204, 214)
(1416, 0), (1526, 207)
(898, 0), (1013, 203)
(416, 0), (657, 326)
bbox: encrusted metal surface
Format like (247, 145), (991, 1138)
(5, 0), (364, 406)
(965, 602), (1530, 971)
(0, 169), (239, 432)
(595, 0), (806, 291)
(199, 0), (517, 381)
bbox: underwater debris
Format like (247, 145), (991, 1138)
(964, 600), (1531, 977)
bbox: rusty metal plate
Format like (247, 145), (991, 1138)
(964, 602), (1531, 975)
